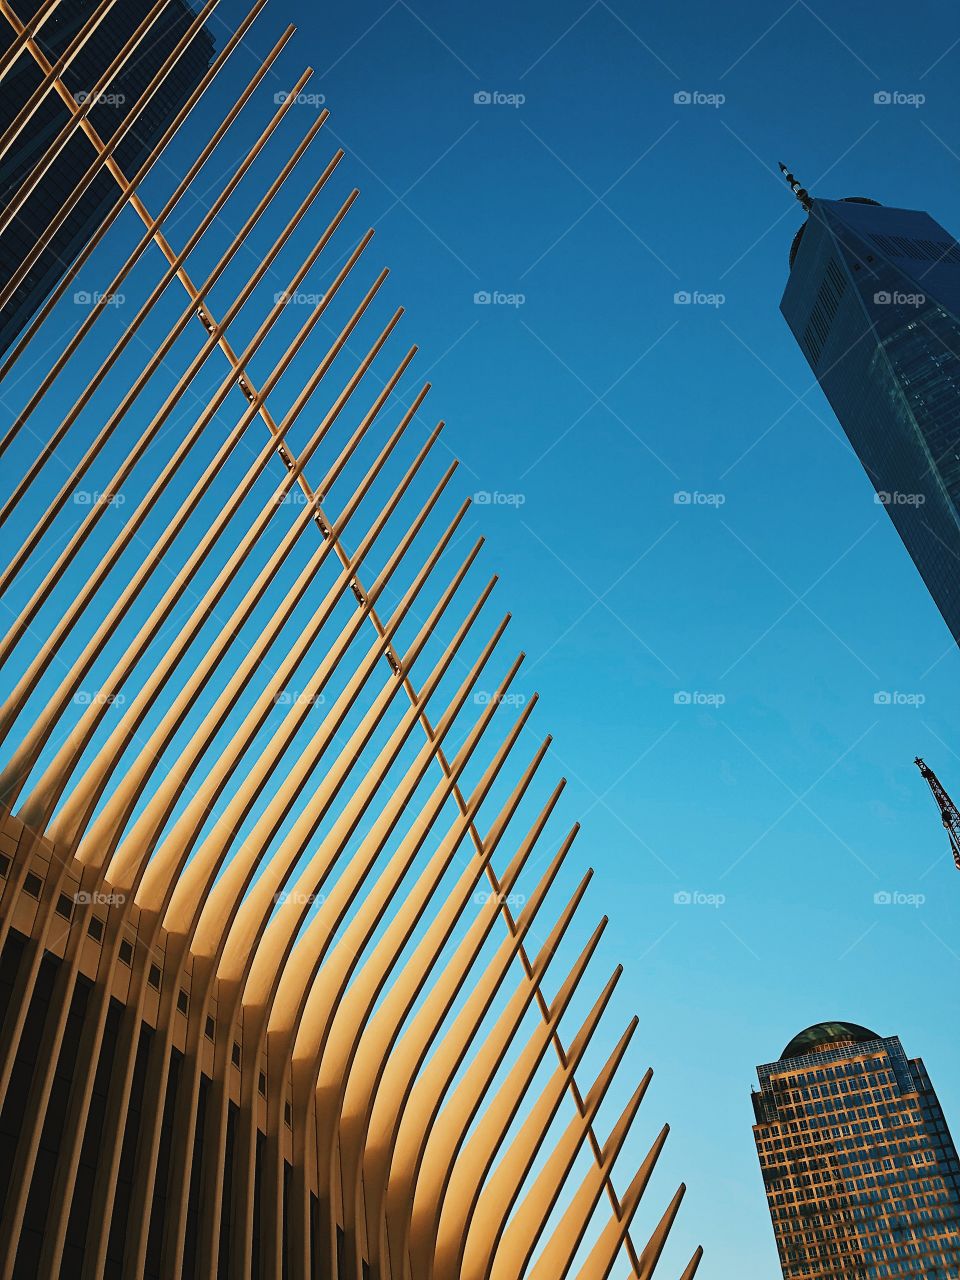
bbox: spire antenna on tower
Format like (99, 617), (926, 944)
(915, 757), (960, 871)
(779, 161), (813, 212)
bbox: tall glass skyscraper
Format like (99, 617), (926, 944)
(0, 0), (215, 355)
(781, 189), (960, 644)
(752, 1021), (960, 1280)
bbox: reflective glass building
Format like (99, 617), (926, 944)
(0, 0), (214, 355)
(752, 1021), (960, 1280)
(781, 193), (960, 644)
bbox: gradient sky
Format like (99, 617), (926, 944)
(5, 0), (960, 1274)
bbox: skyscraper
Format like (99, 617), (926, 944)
(0, 0), (215, 356)
(752, 1021), (960, 1280)
(780, 177), (960, 644)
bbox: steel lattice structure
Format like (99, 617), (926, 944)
(0, 2), (703, 1277)
(915, 758), (960, 872)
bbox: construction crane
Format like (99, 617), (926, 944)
(915, 757), (960, 871)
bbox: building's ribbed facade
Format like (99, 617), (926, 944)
(753, 1022), (960, 1280)
(0, 3), (702, 1278)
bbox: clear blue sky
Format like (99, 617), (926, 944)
(215, 2), (960, 1273)
(5, 0), (960, 1274)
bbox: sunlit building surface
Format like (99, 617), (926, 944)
(781, 191), (960, 644)
(752, 1021), (960, 1280)
(0, 3), (702, 1278)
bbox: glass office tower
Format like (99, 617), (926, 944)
(752, 1021), (960, 1279)
(0, 0), (214, 355)
(781, 192), (960, 644)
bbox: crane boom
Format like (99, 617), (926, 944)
(915, 757), (960, 871)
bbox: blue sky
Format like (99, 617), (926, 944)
(5, 0), (960, 1274)
(215, 2), (960, 1272)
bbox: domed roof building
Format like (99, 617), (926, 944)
(780, 1020), (880, 1059)
(752, 1022), (960, 1278)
